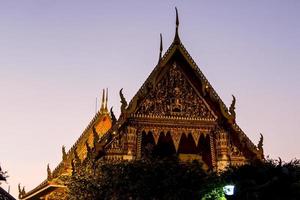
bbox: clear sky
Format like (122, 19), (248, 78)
(0, 0), (299, 198)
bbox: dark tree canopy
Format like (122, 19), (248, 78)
(67, 157), (300, 200)
(222, 158), (300, 200)
(67, 157), (222, 200)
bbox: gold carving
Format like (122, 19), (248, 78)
(171, 131), (182, 152)
(191, 131), (201, 146)
(136, 63), (215, 119)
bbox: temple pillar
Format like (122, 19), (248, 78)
(216, 129), (230, 171)
(123, 126), (137, 160)
(136, 129), (142, 159)
(209, 134), (217, 170)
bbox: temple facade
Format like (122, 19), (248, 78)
(19, 9), (264, 200)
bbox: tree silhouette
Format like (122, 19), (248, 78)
(67, 157), (300, 200)
(222, 158), (300, 200)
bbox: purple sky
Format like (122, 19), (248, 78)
(0, 1), (299, 198)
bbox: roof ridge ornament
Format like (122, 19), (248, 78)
(62, 145), (67, 161)
(47, 164), (52, 180)
(119, 88), (128, 114)
(229, 95), (236, 119)
(105, 88), (108, 112)
(100, 89), (105, 113)
(158, 33), (163, 62)
(174, 7), (181, 44)
(100, 88), (109, 114)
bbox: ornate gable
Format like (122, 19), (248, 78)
(135, 62), (216, 120)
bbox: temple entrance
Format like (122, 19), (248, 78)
(141, 130), (212, 169)
(141, 131), (176, 158)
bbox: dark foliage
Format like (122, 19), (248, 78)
(68, 157), (300, 200)
(222, 158), (300, 200)
(67, 157), (220, 200)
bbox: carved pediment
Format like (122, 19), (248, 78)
(136, 63), (216, 120)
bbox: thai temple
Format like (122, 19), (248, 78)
(19, 9), (264, 200)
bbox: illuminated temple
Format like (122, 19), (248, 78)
(19, 9), (264, 200)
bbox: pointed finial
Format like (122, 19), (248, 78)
(105, 88), (108, 112)
(175, 7), (179, 28)
(62, 145), (67, 161)
(174, 7), (180, 43)
(100, 89), (105, 113)
(47, 164), (52, 180)
(158, 33), (163, 62)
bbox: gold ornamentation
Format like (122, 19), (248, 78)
(152, 131), (160, 145)
(171, 130), (182, 152)
(191, 131), (201, 146)
(136, 63), (215, 119)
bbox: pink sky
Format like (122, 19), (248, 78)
(0, 1), (299, 198)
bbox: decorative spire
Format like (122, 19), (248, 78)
(100, 89), (105, 113)
(47, 164), (52, 180)
(174, 7), (181, 43)
(100, 88), (109, 114)
(62, 145), (67, 161)
(105, 88), (108, 112)
(158, 33), (163, 62)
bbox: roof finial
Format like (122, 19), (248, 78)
(174, 7), (180, 43)
(100, 89), (105, 113)
(104, 88), (108, 113)
(47, 164), (52, 180)
(158, 33), (163, 62)
(62, 145), (67, 161)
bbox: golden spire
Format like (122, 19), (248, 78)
(100, 89), (105, 114)
(105, 88), (108, 113)
(100, 88), (109, 114)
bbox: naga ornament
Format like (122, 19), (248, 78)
(229, 95), (236, 119)
(119, 88), (128, 113)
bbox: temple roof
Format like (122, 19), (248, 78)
(20, 90), (112, 199)
(0, 187), (15, 200)
(21, 8), (264, 200)
(105, 8), (263, 160)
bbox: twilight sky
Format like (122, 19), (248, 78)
(0, 1), (299, 198)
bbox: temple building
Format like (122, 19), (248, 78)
(19, 9), (264, 200)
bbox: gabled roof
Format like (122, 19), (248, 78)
(21, 91), (112, 199)
(106, 9), (263, 160)
(21, 8), (264, 199)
